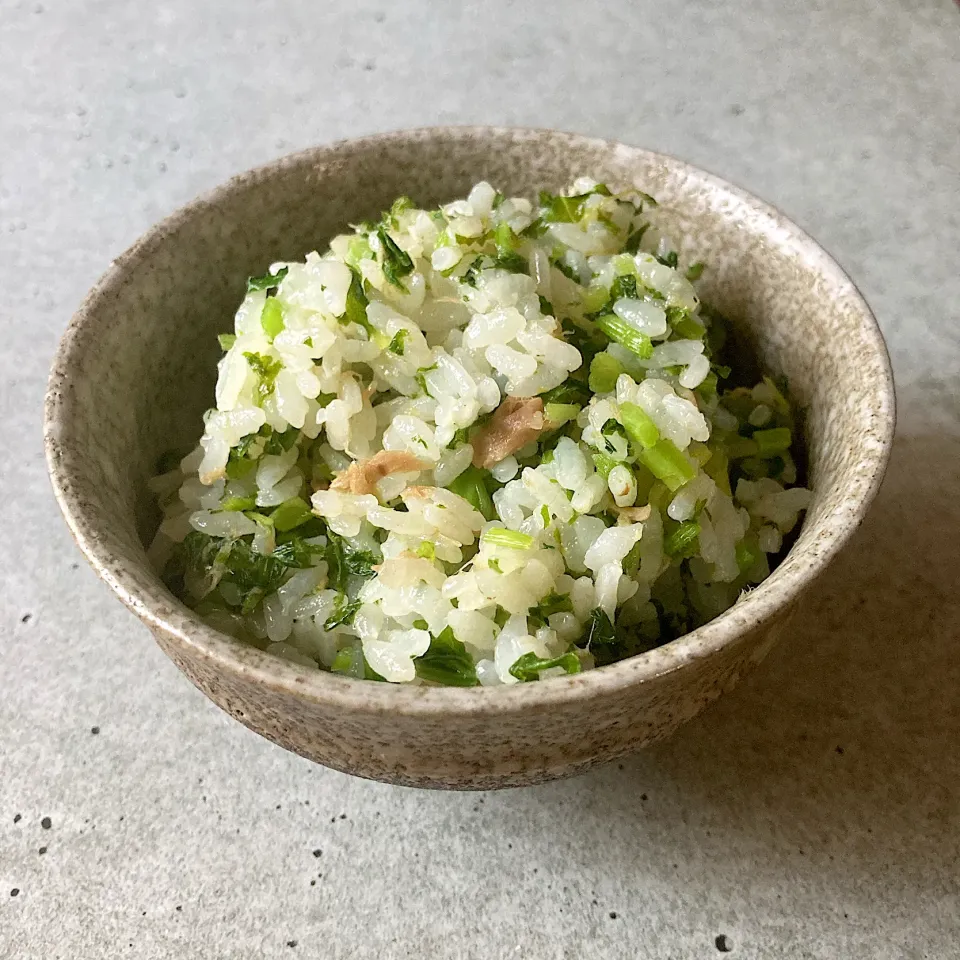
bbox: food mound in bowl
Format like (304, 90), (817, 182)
(149, 179), (811, 685)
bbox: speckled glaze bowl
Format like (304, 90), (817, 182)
(44, 127), (894, 789)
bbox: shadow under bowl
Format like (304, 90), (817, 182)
(44, 127), (895, 789)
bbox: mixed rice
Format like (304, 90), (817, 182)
(149, 179), (811, 685)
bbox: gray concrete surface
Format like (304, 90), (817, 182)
(2, 0), (959, 956)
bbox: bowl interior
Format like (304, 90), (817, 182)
(45, 127), (894, 700)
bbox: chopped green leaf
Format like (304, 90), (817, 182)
(610, 274), (639, 302)
(247, 266), (289, 293)
(262, 425), (300, 456)
(539, 191), (588, 223)
(666, 305), (705, 340)
(447, 466), (496, 521)
(664, 520), (700, 558)
(543, 402), (580, 427)
(324, 594), (362, 631)
(270, 497), (313, 533)
(331, 644), (385, 681)
(243, 352), (282, 404)
(387, 195), (415, 225)
(270, 537), (323, 569)
(219, 496), (256, 512)
(414, 626), (479, 686)
(343, 266), (370, 329)
(589, 352), (624, 394)
(685, 261), (705, 282)
(542, 379), (592, 407)
(583, 607), (617, 660)
(735, 537), (760, 575)
(178, 533), (292, 614)
(346, 234), (373, 267)
(591, 451), (618, 479)
(527, 591), (575, 629)
(218, 333), (237, 351)
(377, 226), (414, 290)
(260, 298), (285, 339)
(416, 540), (436, 560)
(552, 257), (581, 284)
(324, 530), (379, 595)
(509, 651), (581, 681)
(656, 250), (679, 269)
(387, 328), (409, 355)
(623, 223), (649, 254)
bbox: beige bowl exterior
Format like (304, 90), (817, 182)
(44, 127), (894, 789)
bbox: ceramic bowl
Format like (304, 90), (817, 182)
(44, 127), (895, 789)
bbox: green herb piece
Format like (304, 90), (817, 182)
(582, 607), (618, 665)
(179, 533), (292, 614)
(331, 644), (385, 681)
(414, 626), (479, 686)
(509, 651), (581, 681)
(753, 427), (792, 457)
(260, 298), (285, 339)
(343, 266), (370, 329)
(218, 333), (237, 351)
(685, 261), (705, 282)
(377, 226), (414, 291)
(620, 401), (660, 449)
(219, 496), (256, 512)
(527, 591), (575, 629)
(544, 402), (580, 427)
(491, 221), (528, 273)
(324, 594), (362, 631)
(591, 451), (618, 479)
(447, 466), (496, 521)
(623, 223), (649, 253)
(638, 439), (696, 491)
(538, 295), (555, 317)
(246, 266), (289, 293)
(595, 313), (654, 359)
(270, 497), (313, 533)
(589, 353), (624, 394)
(325, 530), (380, 593)
(416, 541), (436, 560)
(387, 195), (415, 225)
(599, 418), (628, 454)
(270, 537), (323, 569)
(656, 251), (679, 269)
(666, 305), (705, 340)
(735, 537), (760, 574)
(261, 425), (299, 456)
(552, 258), (580, 283)
(610, 274), (639, 302)
(539, 191), (588, 223)
(346, 234), (373, 267)
(387, 328), (409, 355)
(542, 379), (592, 407)
(664, 520), (700, 558)
(482, 527), (534, 550)
(581, 284), (610, 315)
(243, 352), (282, 404)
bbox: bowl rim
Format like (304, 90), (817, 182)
(44, 124), (896, 717)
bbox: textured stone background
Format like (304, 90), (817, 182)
(1, 0), (958, 957)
